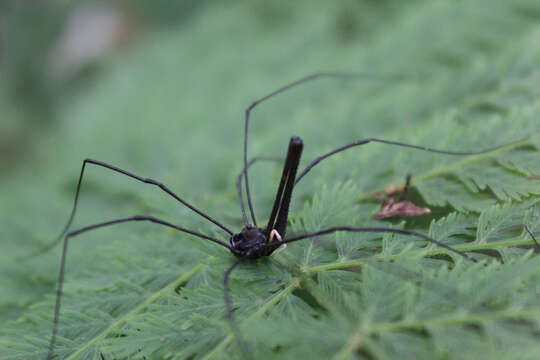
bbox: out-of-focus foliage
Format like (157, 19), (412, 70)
(0, 0), (208, 166)
(1, 0), (539, 359)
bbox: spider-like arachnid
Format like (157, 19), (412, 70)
(44, 73), (526, 359)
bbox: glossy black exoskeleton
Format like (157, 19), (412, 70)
(230, 226), (273, 259)
(231, 136), (303, 259)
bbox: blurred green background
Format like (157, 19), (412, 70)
(1, 0), (539, 359)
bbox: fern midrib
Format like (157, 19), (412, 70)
(356, 134), (540, 202)
(304, 237), (536, 273)
(333, 305), (540, 359)
(201, 237), (536, 356)
(202, 278), (301, 360)
(65, 263), (206, 360)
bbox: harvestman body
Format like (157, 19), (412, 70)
(43, 72), (528, 359)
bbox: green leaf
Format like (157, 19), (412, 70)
(1, 1), (540, 360)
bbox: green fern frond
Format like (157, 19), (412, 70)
(2, 1), (540, 360)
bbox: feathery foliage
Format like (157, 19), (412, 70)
(1, 1), (540, 359)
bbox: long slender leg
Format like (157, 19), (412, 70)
(282, 226), (477, 262)
(33, 158), (232, 259)
(395, 174), (412, 204)
(294, 137), (529, 184)
(223, 258), (252, 360)
(266, 137), (303, 239)
(46, 215), (230, 360)
(524, 225), (539, 252)
(236, 157), (283, 227)
(243, 72), (413, 228)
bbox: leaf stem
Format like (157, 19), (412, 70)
(357, 134), (540, 202)
(304, 238), (537, 273)
(202, 278), (301, 360)
(65, 263), (205, 360)
(334, 306), (540, 358)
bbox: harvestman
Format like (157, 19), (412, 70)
(44, 72), (527, 359)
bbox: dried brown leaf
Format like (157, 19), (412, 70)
(373, 198), (431, 219)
